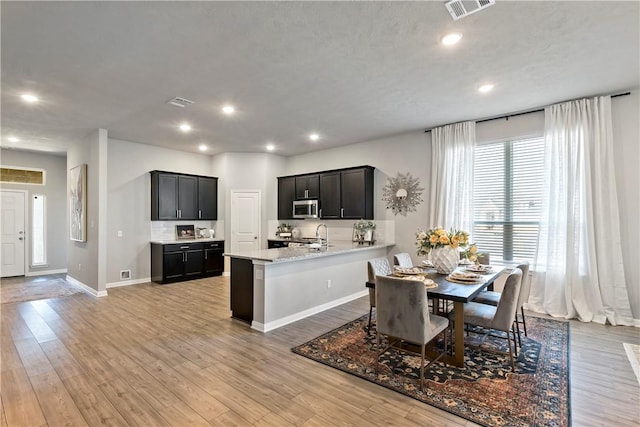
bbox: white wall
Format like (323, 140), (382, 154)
(0, 149), (67, 274)
(67, 129), (105, 292)
(611, 91), (640, 318)
(106, 138), (214, 285)
(211, 152), (287, 253)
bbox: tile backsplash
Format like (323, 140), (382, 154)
(150, 220), (223, 241)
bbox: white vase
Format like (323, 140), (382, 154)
(430, 246), (459, 274)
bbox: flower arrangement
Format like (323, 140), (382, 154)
(415, 227), (469, 256)
(354, 219), (376, 232)
(462, 243), (480, 263)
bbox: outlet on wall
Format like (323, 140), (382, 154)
(327, 279), (332, 288)
(78, 263), (82, 271)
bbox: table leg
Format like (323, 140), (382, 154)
(452, 301), (465, 367)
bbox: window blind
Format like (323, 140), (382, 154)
(473, 137), (545, 264)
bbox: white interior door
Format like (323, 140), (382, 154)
(1, 190), (26, 277)
(230, 190), (261, 253)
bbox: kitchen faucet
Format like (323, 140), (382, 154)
(316, 223), (328, 247)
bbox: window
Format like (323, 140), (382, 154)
(1, 167), (45, 184)
(473, 137), (545, 264)
(31, 195), (46, 266)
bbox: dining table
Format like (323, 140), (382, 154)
(366, 264), (507, 368)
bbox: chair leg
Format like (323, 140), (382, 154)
(420, 344), (426, 392)
(506, 331), (515, 372)
(521, 306), (528, 337)
(514, 318), (522, 349)
(368, 306), (373, 335)
(375, 331), (381, 375)
(511, 323), (519, 356)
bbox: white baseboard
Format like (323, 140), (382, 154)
(106, 277), (151, 288)
(223, 271), (230, 277)
(26, 268), (67, 277)
(66, 275), (108, 297)
(251, 289), (368, 333)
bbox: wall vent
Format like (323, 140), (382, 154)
(445, 0), (495, 21)
(167, 97), (194, 108)
(120, 270), (131, 280)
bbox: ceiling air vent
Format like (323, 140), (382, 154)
(167, 97), (194, 108)
(445, 0), (495, 21)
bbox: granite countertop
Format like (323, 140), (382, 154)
(151, 238), (224, 244)
(224, 240), (395, 263)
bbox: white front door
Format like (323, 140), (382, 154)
(1, 190), (27, 277)
(230, 190), (261, 253)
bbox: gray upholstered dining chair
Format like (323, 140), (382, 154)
(461, 268), (523, 371)
(375, 274), (449, 391)
(366, 257), (393, 334)
(393, 252), (413, 268)
(473, 262), (530, 347)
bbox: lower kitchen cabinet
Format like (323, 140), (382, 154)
(151, 241), (224, 284)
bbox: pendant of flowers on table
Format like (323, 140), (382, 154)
(415, 227), (470, 256)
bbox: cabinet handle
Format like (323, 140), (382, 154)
(305, 189), (308, 198)
(341, 208), (344, 217)
(182, 252), (186, 262)
(319, 209), (322, 218)
(205, 251), (208, 260)
(180, 246), (189, 249)
(176, 209), (179, 218)
(199, 210), (202, 219)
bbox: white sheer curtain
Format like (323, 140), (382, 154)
(428, 121), (475, 232)
(528, 96), (634, 326)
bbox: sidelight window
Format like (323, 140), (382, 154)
(31, 194), (47, 266)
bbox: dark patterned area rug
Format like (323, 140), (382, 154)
(292, 315), (570, 427)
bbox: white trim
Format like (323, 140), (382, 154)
(66, 274), (108, 297)
(251, 289), (368, 333)
(623, 343), (640, 384)
(106, 277), (150, 288)
(222, 271), (230, 277)
(30, 193), (47, 266)
(26, 268), (67, 277)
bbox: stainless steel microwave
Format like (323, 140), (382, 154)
(293, 199), (319, 219)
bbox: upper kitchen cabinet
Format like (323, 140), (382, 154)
(295, 174), (319, 200)
(150, 171), (218, 220)
(277, 176), (296, 220)
(277, 166), (374, 220)
(340, 167), (374, 219)
(197, 176), (218, 220)
(319, 172), (341, 218)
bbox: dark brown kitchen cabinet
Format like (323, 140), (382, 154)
(295, 174), (319, 199)
(319, 172), (341, 218)
(150, 171), (218, 221)
(340, 167), (374, 219)
(151, 241), (225, 284)
(277, 166), (374, 221)
(197, 176), (218, 220)
(277, 177), (296, 220)
(203, 241), (224, 275)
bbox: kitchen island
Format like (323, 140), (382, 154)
(224, 240), (394, 332)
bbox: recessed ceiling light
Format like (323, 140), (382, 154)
(309, 133), (320, 141)
(198, 144), (208, 152)
(8, 136), (20, 143)
(179, 123), (192, 132)
(222, 105), (235, 115)
(478, 84), (494, 93)
(21, 93), (39, 103)
(441, 32), (463, 46)
(266, 144), (275, 151)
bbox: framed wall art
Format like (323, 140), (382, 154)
(69, 164), (87, 242)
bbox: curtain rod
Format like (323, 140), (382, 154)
(424, 91), (631, 132)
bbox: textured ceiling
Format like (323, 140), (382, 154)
(1, 1), (638, 157)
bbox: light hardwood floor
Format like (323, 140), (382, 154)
(1, 275), (639, 427)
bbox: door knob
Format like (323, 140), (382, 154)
(18, 237), (23, 240)
(18, 231), (24, 234)
(254, 236), (258, 239)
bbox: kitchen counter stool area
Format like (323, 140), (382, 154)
(151, 240), (224, 284)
